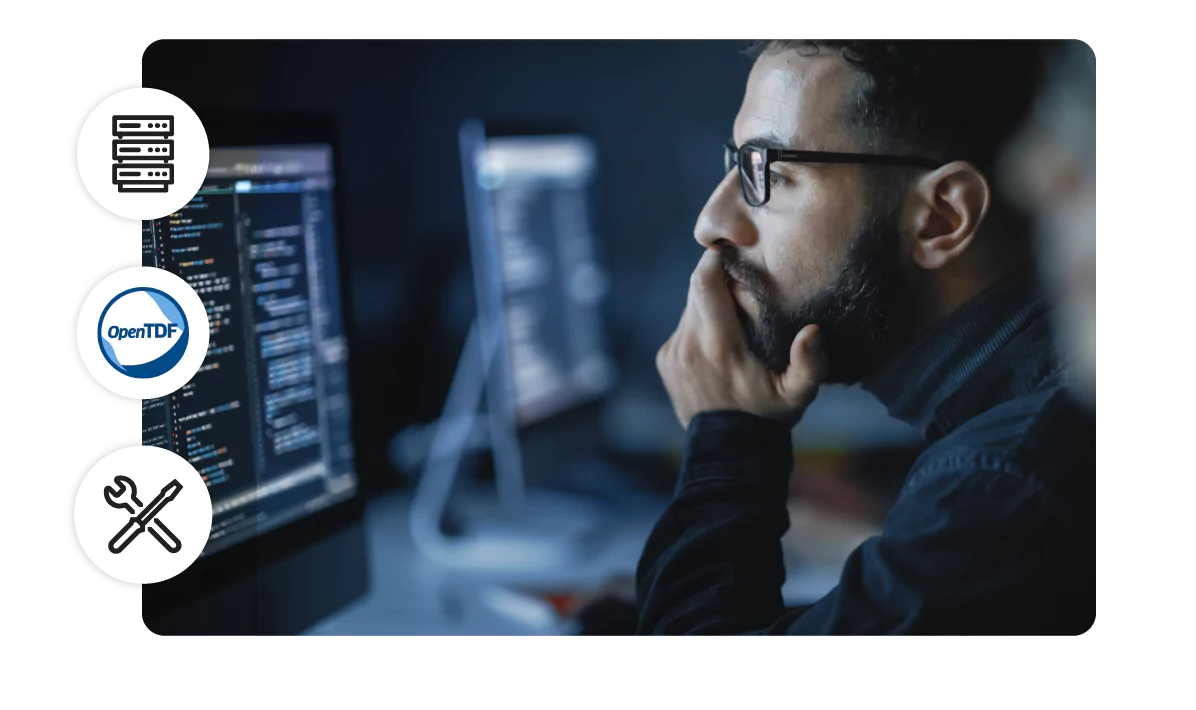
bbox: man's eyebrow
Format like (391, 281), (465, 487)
(730, 133), (799, 151)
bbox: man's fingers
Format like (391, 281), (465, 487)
(779, 324), (828, 407)
(688, 249), (738, 330)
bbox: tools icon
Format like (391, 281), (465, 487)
(111, 115), (175, 193)
(76, 446), (212, 583)
(103, 475), (183, 554)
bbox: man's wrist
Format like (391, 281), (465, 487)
(679, 410), (794, 491)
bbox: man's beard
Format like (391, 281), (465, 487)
(721, 199), (914, 384)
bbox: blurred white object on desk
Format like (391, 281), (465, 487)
(784, 499), (881, 566)
(779, 499), (882, 605)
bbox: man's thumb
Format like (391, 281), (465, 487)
(781, 324), (828, 406)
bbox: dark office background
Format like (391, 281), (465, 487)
(143, 40), (758, 492)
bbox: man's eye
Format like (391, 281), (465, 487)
(768, 170), (787, 188)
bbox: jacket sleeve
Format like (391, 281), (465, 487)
(635, 410), (799, 634)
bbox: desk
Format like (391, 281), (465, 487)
(308, 490), (847, 635)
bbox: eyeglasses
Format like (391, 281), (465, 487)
(724, 142), (942, 207)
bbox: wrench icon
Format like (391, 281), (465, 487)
(103, 475), (183, 554)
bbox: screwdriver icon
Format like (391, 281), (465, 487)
(103, 475), (183, 554)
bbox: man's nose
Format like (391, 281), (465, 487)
(694, 170), (757, 250)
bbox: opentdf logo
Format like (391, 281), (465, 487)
(98, 287), (189, 378)
(78, 267), (209, 399)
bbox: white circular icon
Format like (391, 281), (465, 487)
(77, 267), (210, 399)
(76, 88), (209, 221)
(74, 446), (213, 584)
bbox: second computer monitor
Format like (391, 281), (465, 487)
(460, 121), (615, 426)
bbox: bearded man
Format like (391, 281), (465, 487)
(639, 40), (1095, 635)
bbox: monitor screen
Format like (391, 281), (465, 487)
(463, 127), (615, 426)
(141, 144), (356, 555)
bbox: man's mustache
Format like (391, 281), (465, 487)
(718, 247), (773, 301)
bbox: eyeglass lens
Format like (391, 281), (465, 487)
(725, 144), (768, 207)
(747, 147), (768, 205)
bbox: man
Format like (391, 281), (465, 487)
(638, 40), (1095, 634)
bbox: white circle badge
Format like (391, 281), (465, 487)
(75, 446), (213, 584)
(77, 88), (209, 221)
(77, 267), (210, 399)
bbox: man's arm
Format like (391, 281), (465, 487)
(635, 410), (800, 634)
(636, 417), (1070, 635)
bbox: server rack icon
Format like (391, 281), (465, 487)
(112, 115), (174, 193)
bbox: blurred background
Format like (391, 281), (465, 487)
(140, 40), (1013, 635)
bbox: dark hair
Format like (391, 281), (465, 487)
(750, 41), (1063, 245)
(749, 40), (1054, 176)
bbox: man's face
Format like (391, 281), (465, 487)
(694, 49), (911, 383)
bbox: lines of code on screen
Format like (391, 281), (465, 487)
(142, 145), (356, 555)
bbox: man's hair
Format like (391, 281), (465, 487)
(750, 40), (1058, 243)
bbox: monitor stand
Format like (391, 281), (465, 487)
(408, 319), (608, 577)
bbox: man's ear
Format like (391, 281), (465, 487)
(907, 161), (990, 270)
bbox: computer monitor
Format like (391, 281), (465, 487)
(405, 121), (616, 575)
(141, 114), (367, 634)
(461, 121), (615, 428)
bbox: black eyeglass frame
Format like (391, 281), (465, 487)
(725, 143), (942, 207)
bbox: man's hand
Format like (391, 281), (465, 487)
(656, 250), (828, 429)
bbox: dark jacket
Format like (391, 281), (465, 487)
(636, 270), (1095, 634)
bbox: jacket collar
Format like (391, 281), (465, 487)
(863, 267), (1060, 442)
